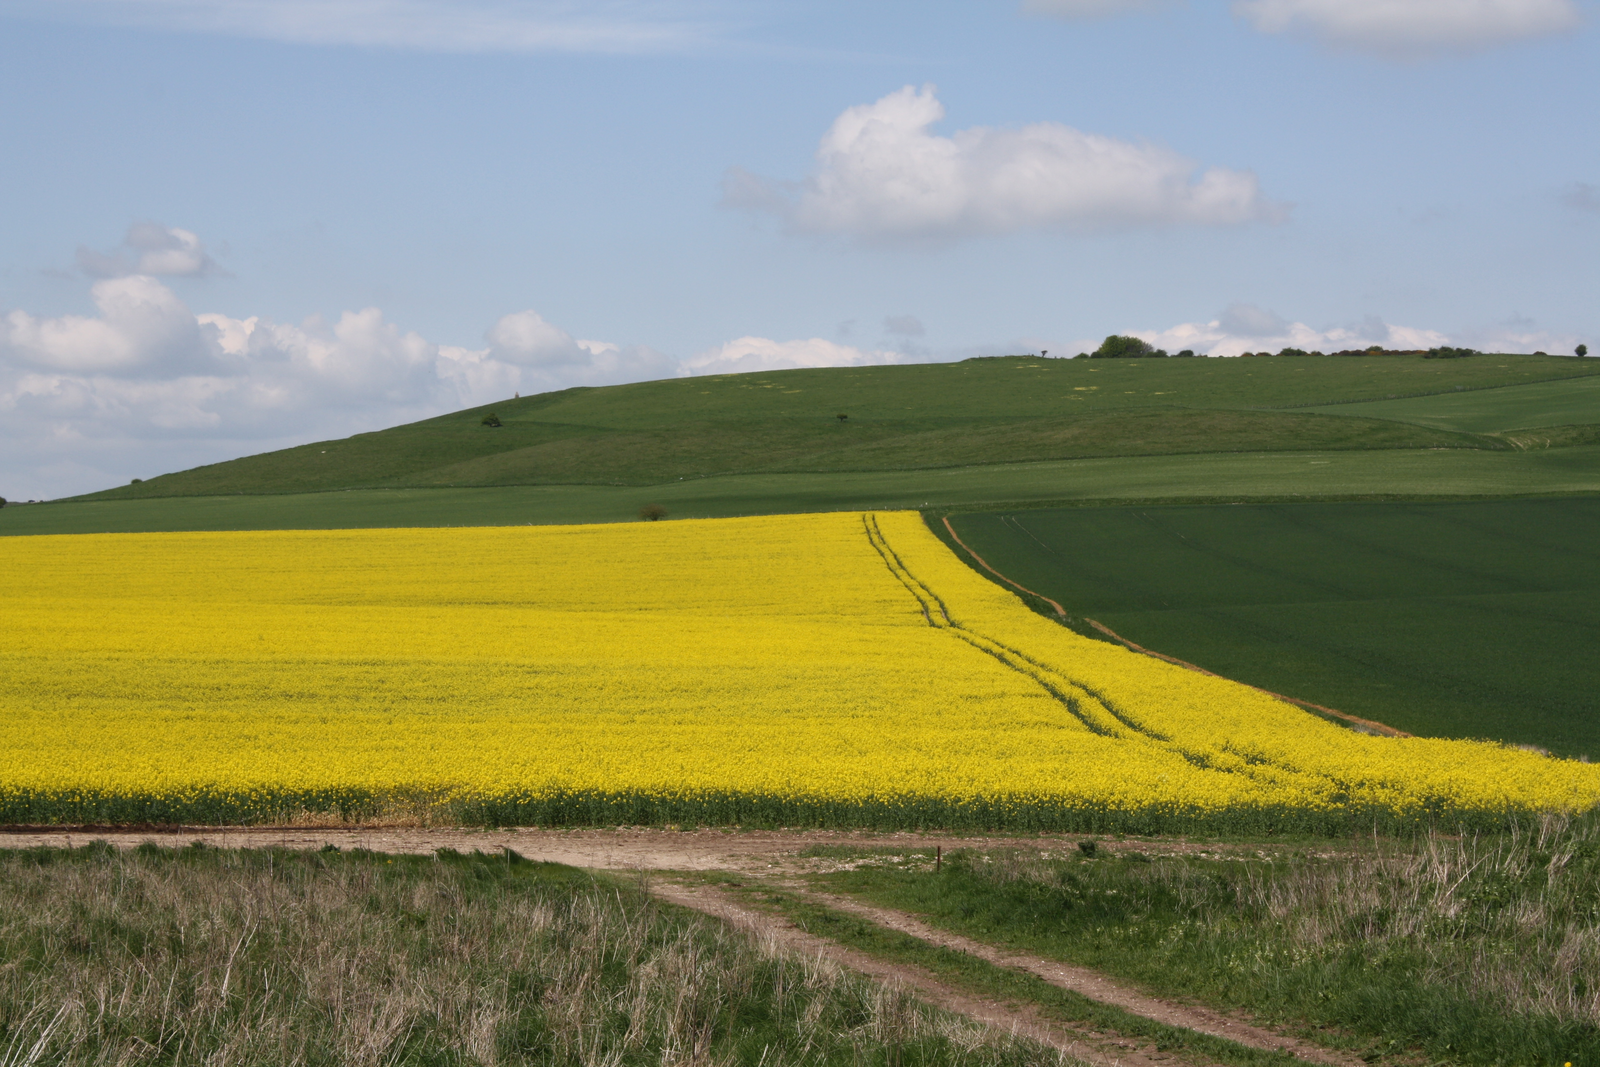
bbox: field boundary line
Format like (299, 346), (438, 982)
(932, 513), (1411, 740)
(1082, 619), (1412, 739)
(940, 516), (1067, 616)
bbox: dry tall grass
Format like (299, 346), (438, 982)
(921, 814), (1600, 1064)
(0, 844), (1062, 1067)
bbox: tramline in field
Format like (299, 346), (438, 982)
(3, 512), (1595, 831)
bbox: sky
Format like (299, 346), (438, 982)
(1, 0), (1595, 500)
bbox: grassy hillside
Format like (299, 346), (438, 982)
(941, 498), (1600, 756)
(73, 353), (1599, 501)
(1304, 372), (1600, 434)
(10, 445), (1600, 536)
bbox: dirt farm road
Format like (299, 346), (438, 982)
(1, 826), (1361, 1067)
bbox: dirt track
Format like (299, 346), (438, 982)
(1, 826), (1361, 1067)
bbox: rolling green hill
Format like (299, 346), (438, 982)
(1, 351), (1594, 539)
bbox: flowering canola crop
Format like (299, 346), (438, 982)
(3, 511), (1595, 831)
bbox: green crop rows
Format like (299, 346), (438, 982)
(941, 497), (1600, 757)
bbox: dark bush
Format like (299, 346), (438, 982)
(1090, 335), (1157, 359)
(1424, 346), (1479, 359)
(638, 504), (668, 522)
(480, 413), (502, 427)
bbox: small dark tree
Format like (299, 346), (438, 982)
(836, 413), (849, 422)
(1177, 349), (1196, 358)
(481, 412), (502, 427)
(1579, 344), (1589, 358)
(638, 504), (668, 521)
(0, 496), (6, 508)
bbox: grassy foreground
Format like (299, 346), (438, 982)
(811, 814), (1600, 1067)
(941, 497), (1600, 757)
(0, 844), (1053, 1067)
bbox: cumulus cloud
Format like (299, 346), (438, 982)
(4, 275), (220, 376)
(1233, 0), (1582, 54)
(725, 85), (1281, 241)
(76, 223), (222, 278)
(1022, 0), (1177, 18)
(681, 336), (903, 376)
(0, 268), (699, 498)
(482, 310), (676, 391)
(16, 0), (726, 54)
(1120, 307), (1450, 356)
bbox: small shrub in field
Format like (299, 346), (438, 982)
(481, 413), (502, 427)
(638, 503), (668, 521)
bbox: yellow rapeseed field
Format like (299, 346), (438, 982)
(2, 511), (1595, 829)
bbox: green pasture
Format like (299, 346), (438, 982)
(73, 353), (1597, 501)
(941, 498), (1600, 757)
(1304, 372), (1600, 433)
(10, 445), (1600, 536)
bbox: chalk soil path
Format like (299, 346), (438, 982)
(791, 888), (1356, 1067)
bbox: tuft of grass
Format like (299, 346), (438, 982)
(0, 844), (1066, 1067)
(812, 814), (1600, 1067)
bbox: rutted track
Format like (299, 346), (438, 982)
(0, 826), (1362, 1066)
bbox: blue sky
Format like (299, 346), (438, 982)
(1, 0), (1595, 499)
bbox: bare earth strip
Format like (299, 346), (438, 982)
(1, 826), (1360, 1065)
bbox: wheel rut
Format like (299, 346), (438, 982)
(652, 880), (1204, 1067)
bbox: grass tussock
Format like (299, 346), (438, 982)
(0, 843), (1064, 1067)
(820, 813), (1600, 1066)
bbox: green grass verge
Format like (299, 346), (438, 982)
(70, 354), (1598, 502)
(805, 820), (1600, 1067)
(10, 445), (1600, 536)
(0, 784), (1558, 836)
(703, 879), (1310, 1067)
(940, 496), (1600, 757)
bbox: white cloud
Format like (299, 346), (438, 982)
(0, 272), (689, 498)
(1233, 0), (1582, 54)
(1113, 307), (1451, 356)
(3, 275), (219, 376)
(726, 85), (1281, 241)
(13, 0), (726, 54)
(482, 310), (677, 391)
(76, 223), (222, 278)
(1022, 0), (1177, 18)
(681, 336), (903, 376)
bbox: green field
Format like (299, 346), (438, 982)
(1304, 372), (1600, 434)
(940, 498), (1600, 757)
(9, 445), (1600, 536)
(72, 353), (1598, 502)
